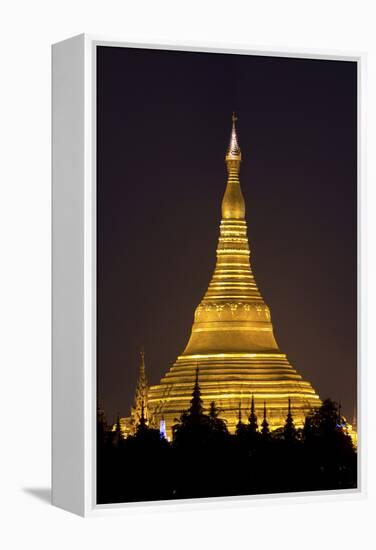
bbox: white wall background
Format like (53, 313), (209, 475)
(0, 0), (375, 548)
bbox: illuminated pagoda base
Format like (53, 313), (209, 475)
(148, 115), (321, 439)
(149, 353), (319, 437)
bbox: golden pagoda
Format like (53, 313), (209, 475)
(148, 115), (321, 437)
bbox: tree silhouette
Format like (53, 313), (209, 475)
(113, 413), (123, 448)
(97, 396), (357, 504)
(208, 401), (228, 433)
(97, 403), (108, 450)
(171, 369), (235, 498)
(302, 398), (356, 490)
(304, 399), (348, 440)
(135, 400), (148, 434)
(208, 400), (219, 419)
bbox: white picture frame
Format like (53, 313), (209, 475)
(52, 34), (366, 517)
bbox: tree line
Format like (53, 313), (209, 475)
(97, 375), (357, 504)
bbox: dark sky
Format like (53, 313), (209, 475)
(97, 46), (357, 425)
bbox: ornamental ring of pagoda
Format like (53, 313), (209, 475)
(195, 301), (271, 322)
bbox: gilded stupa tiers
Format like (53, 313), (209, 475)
(148, 115), (321, 436)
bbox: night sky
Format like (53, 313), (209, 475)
(97, 46), (357, 425)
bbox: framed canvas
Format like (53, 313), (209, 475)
(52, 34), (365, 517)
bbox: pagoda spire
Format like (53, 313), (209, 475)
(261, 401), (270, 437)
(189, 365), (204, 417)
(130, 348), (149, 433)
(236, 402), (247, 437)
(237, 402), (242, 424)
(139, 347), (146, 378)
(284, 397), (297, 441)
(226, 112), (242, 163)
(248, 394), (258, 433)
(181, 112), (271, 359)
(222, 113), (245, 220)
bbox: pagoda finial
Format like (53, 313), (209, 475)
(222, 114), (245, 219)
(226, 112), (242, 163)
